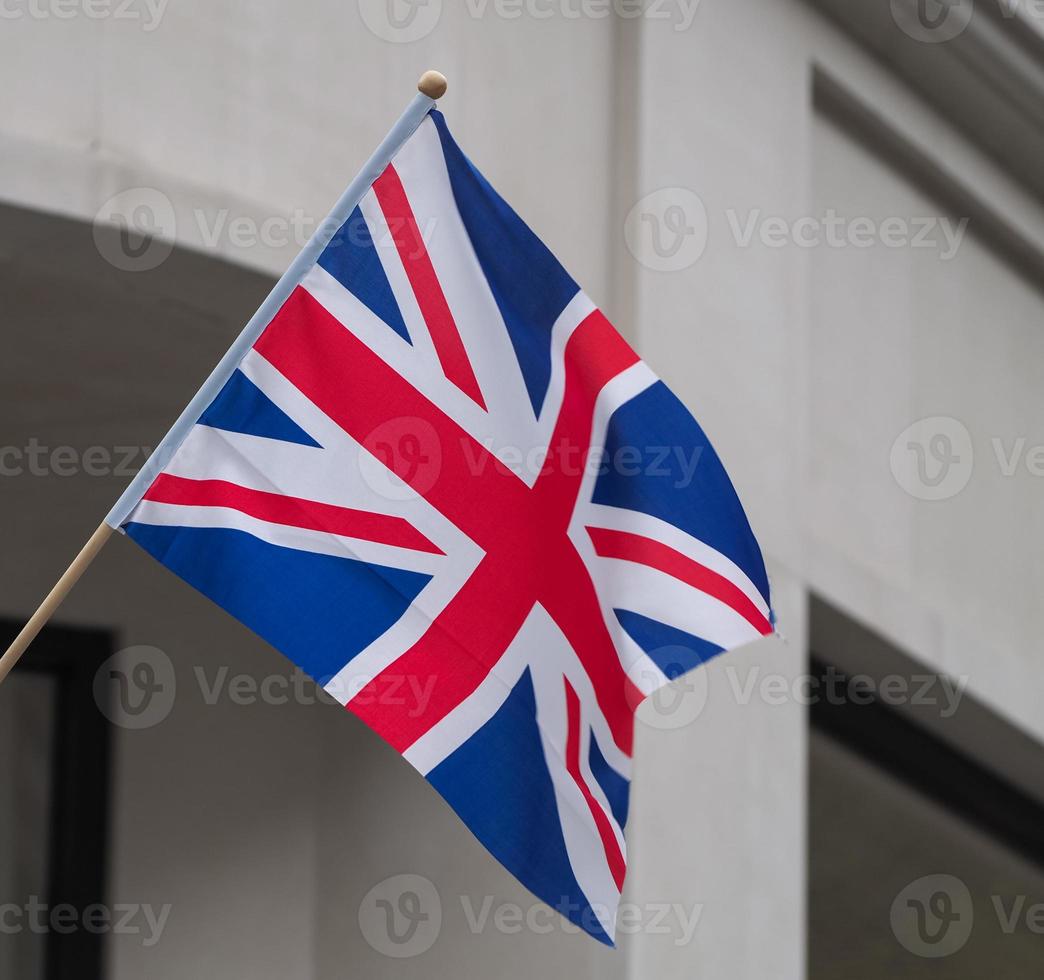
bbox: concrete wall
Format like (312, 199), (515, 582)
(0, 1), (620, 298)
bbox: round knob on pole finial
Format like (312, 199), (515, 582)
(417, 70), (448, 100)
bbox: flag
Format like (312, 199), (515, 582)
(119, 108), (773, 944)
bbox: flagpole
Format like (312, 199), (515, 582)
(0, 71), (448, 685)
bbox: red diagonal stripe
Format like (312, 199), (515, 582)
(144, 474), (443, 555)
(586, 526), (773, 636)
(349, 551), (533, 752)
(255, 288), (528, 548)
(255, 288), (640, 755)
(372, 164), (486, 409)
(564, 677), (626, 892)
(540, 540), (639, 755)
(534, 310), (639, 525)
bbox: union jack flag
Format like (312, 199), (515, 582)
(121, 109), (773, 944)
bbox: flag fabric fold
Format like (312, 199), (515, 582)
(120, 108), (773, 944)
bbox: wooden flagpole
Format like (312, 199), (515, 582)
(0, 523), (114, 685)
(0, 71), (448, 687)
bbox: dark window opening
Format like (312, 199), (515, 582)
(808, 597), (1044, 979)
(0, 622), (113, 980)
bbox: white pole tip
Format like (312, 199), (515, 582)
(418, 70), (448, 100)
